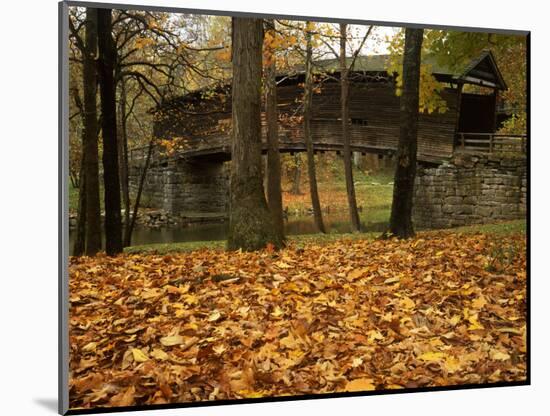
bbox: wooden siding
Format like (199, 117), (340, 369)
(152, 78), (458, 163)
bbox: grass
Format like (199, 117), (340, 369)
(445, 219), (527, 236)
(125, 219), (526, 254)
(69, 182), (79, 213)
(69, 181), (105, 213)
(282, 166), (394, 229)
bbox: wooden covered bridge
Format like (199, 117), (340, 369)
(129, 50), (523, 216)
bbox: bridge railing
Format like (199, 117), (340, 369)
(456, 132), (527, 156)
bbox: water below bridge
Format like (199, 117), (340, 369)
(68, 213), (388, 250)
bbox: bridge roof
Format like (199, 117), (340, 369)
(154, 51), (506, 112)
(290, 54), (448, 75)
(287, 50), (506, 90)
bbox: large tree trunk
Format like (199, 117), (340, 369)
(265, 20), (285, 242)
(388, 28), (424, 239)
(117, 78), (131, 247)
(73, 159), (87, 256)
(97, 8), (123, 255)
(304, 25), (326, 233)
(340, 23), (361, 233)
(82, 7), (101, 255)
(227, 17), (283, 251)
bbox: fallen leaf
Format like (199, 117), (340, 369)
(344, 378), (376, 392)
(418, 352), (447, 362)
(110, 386), (135, 407)
(399, 296), (415, 310)
(131, 348), (149, 363)
(159, 335), (184, 346)
(208, 310), (222, 322)
(490, 350), (511, 361)
(150, 348), (170, 361)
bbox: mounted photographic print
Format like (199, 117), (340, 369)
(59, 1), (529, 414)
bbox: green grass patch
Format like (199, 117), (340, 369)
(69, 181), (105, 213)
(69, 182), (80, 213)
(125, 240), (226, 254)
(125, 219), (526, 255)
(436, 219), (527, 236)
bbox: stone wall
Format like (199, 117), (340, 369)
(413, 154), (527, 229)
(129, 159), (230, 215)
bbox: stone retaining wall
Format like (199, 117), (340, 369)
(129, 160), (230, 215)
(413, 154), (527, 229)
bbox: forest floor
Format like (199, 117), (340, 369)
(68, 220), (527, 410)
(281, 170), (394, 221)
(125, 219), (526, 254)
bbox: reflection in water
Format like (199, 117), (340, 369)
(69, 214), (388, 248)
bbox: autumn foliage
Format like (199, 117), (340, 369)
(69, 233), (526, 409)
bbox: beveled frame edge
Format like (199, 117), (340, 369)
(58, 2), (531, 415)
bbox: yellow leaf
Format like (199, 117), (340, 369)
(271, 306), (284, 318)
(213, 344), (227, 355)
(400, 296), (415, 310)
(449, 315), (461, 326)
(367, 330), (385, 343)
(159, 335), (184, 346)
(471, 295), (487, 309)
(208, 310), (222, 322)
(467, 314), (485, 331)
(279, 334), (298, 349)
(150, 348), (170, 361)
(347, 268), (368, 281)
(344, 378), (376, 392)
(429, 338), (444, 348)
(184, 294), (199, 305)
(418, 351), (447, 362)
(82, 342), (97, 352)
(131, 348), (149, 363)
(444, 356), (461, 373)
(351, 357), (364, 368)
(490, 350), (511, 361)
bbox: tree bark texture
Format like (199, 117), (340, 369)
(304, 25), (326, 233)
(97, 8), (123, 255)
(388, 27), (424, 239)
(73, 158), (87, 256)
(291, 154), (302, 195)
(227, 17), (283, 251)
(340, 23), (361, 232)
(117, 78), (131, 247)
(126, 137), (155, 247)
(265, 21), (285, 242)
(82, 7), (102, 255)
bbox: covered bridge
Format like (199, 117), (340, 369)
(129, 50), (515, 217)
(148, 49), (509, 165)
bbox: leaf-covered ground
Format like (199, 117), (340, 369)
(69, 232), (527, 410)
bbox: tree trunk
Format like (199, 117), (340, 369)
(117, 78), (131, 246)
(265, 20), (285, 242)
(227, 17), (283, 251)
(126, 138), (155, 246)
(340, 23), (361, 233)
(82, 7), (102, 255)
(388, 27), (424, 239)
(304, 25), (326, 233)
(73, 158), (87, 256)
(291, 154), (302, 195)
(97, 8), (123, 255)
